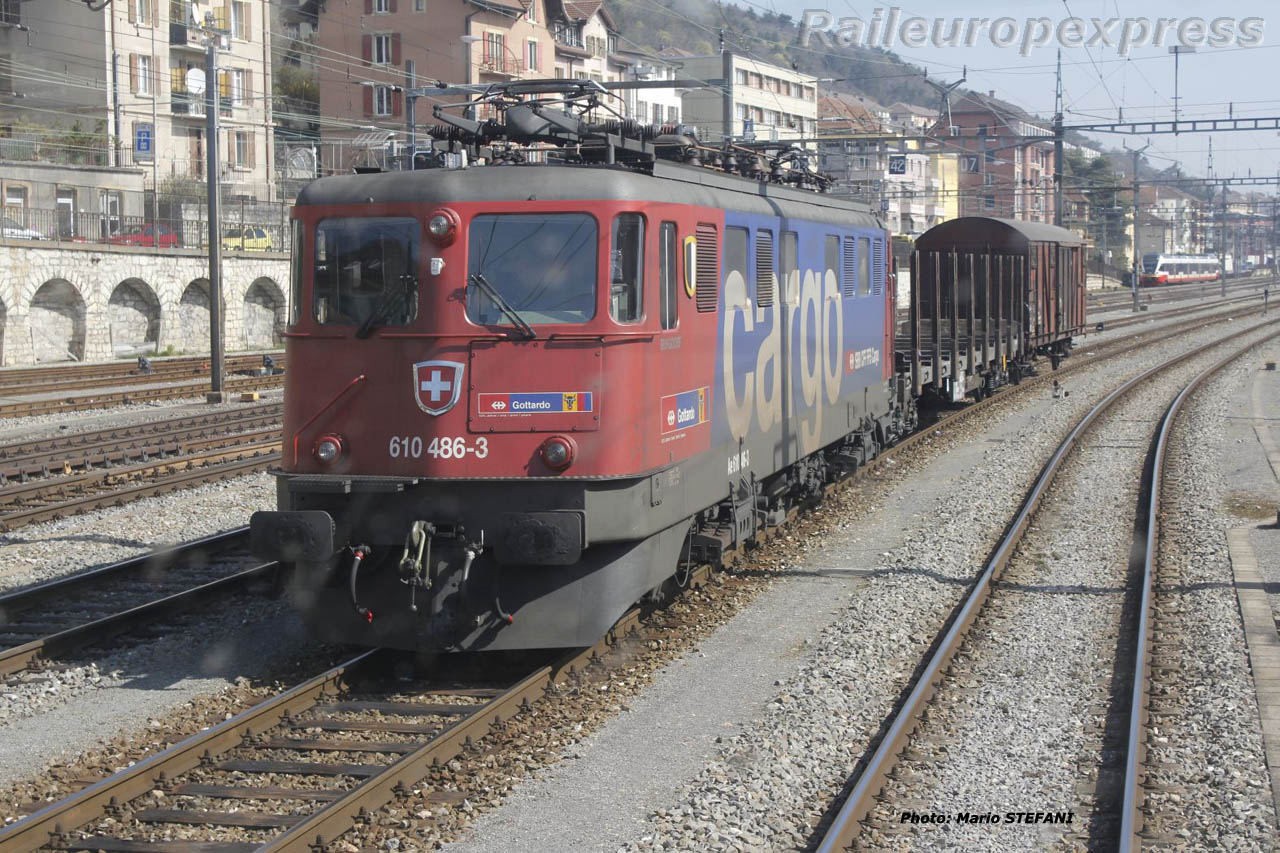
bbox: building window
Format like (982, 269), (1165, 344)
(99, 190), (122, 239)
(667, 105), (678, 124)
(373, 34), (391, 64)
(4, 185), (27, 224)
(735, 69), (746, 85)
(230, 0), (249, 39)
(415, 0), (425, 9)
(527, 39), (539, 71)
(652, 102), (662, 125)
(984, 194), (995, 210)
(137, 54), (152, 94)
(0, 0), (19, 25)
(234, 131), (250, 167)
(374, 85), (392, 115)
(131, 0), (152, 26)
(375, 0), (391, 11)
(482, 31), (505, 67)
(231, 68), (246, 104)
(526, 0), (536, 22)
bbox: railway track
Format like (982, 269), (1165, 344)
(0, 374), (284, 420)
(0, 403), (283, 482)
(812, 318), (1280, 851)
(0, 528), (277, 677)
(0, 564), (731, 851)
(0, 300), (1270, 850)
(0, 353), (284, 392)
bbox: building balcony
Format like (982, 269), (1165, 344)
(172, 94), (233, 117)
(169, 22), (202, 50)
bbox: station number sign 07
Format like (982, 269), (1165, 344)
(389, 435), (489, 459)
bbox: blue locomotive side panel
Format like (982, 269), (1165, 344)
(714, 208), (889, 474)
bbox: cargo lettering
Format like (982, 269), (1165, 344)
(722, 264), (845, 455)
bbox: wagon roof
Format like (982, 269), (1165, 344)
(915, 216), (1085, 251)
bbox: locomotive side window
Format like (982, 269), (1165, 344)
(467, 213), (597, 325)
(781, 232), (798, 304)
(609, 213), (644, 324)
(313, 217), (419, 328)
(825, 236), (840, 295)
(725, 226), (748, 307)
(659, 221), (678, 330)
(859, 236), (871, 295)
(288, 219), (302, 326)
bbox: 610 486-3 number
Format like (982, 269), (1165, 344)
(389, 435), (488, 460)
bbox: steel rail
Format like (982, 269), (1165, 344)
(0, 527), (265, 676)
(0, 355), (286, 396)
(0, 450), (281, 532)
(0, 561), (278, 677)
(0, 352), (284, 389)
(0, 650), (383, 852)
(0, 375), (283, 420)
(1116, 326), (1280, 850)
(0, 604), (653, 852)
(815, 317), (1280, 852)
(0, 403), (283, 461)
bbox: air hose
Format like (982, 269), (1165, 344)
(348, 545), (373, 623)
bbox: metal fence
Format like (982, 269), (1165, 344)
(3, 188), (290, 252)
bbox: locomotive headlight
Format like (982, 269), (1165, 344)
(313, 434), (344, 464)
(426, 208), (459, 246)
(539, 435), (576, 471)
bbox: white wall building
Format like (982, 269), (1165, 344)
(677, 53), (816, 144)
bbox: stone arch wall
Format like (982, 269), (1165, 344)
(179, 279), (211, 353)
(108, 278), (162, 355)
(243, 277), (286, 349)
(0, 296), (7, 367)
(30, 279), (87, 362)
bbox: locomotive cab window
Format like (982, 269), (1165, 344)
(313, 217), (419, 328)
(288, 219), (302, 326)
(659, 221), (678, 330)
(467, 213), (597, 325)
(610, 213), (644, 324)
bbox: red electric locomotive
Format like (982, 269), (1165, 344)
(251, 82), (1082, 654)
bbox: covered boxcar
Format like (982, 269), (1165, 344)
(903, 217), (1086, 402)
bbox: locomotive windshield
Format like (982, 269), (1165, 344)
(313, 217), (419, 328)
(467, 213), (597, 325)
(1142, 253), (1160, 272)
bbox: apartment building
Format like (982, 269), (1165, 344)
(678, 52), (817, 144)
(941, 91), (1056, 223)
(616, 48), (683, 127)
(0, 0), (274, 215)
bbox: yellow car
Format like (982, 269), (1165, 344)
(223, 226), (274, 252)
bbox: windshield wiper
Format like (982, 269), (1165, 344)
(354, 274), (416, 339)
(468, 272), (537, 340)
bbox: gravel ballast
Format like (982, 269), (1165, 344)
(440, 319), (1280, 851)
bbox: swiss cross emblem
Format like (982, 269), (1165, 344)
(413, 360), (464, 416)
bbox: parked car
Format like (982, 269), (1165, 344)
(2, 216), (48, 240)
(223, 226), (273, 252)
(107, 224), (180, 248)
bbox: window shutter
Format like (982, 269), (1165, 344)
(695, 223), (718, 313)
(362, 34), (372, 64)
(242, 1), (251, 40)
(755, 230), (774, 308)
(129, 54), (138, 93)
(128, 0), (136, 24)
(391, 33), (401, 65)
(245, 68), (252, 103)
(388, 0), (397, 11)
(171, 66), (184, 93)
(362, 85), (373, 116)
(841, 236), (856, 297)
(248, 131), (256, 169)
(218, 69), (230, 97)
(392, 89), (403, 116)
